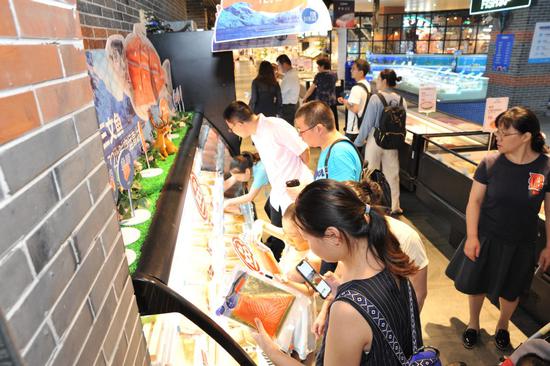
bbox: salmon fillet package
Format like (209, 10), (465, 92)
(216, 270), (296, 338)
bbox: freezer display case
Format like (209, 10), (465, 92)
(133, 114), (310, 365)
(399, 110), (484, 191)
(415, 134), (550, 324)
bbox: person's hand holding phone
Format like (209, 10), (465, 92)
(322, 271), (342, 293)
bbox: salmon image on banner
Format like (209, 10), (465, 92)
(125, 30), (165, 118)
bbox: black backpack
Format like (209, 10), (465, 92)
(324, 139), (392, 213)
(373, 93), (406, 150)
(353, 82), (371, 129)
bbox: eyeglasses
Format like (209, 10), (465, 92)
(495, 130), (521, 138)
(296, 124), (318, 135)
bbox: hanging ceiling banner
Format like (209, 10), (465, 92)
(470, 0), (531, 15)
(333, 0), (356, 28)
(212, 0), (332, 45)
(212, 34), (298, 52)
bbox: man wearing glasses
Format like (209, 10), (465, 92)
(223, 101), (312, 260)
(294, 101), (362, 182)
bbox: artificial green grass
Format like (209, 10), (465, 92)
(127, 124), (190, 274)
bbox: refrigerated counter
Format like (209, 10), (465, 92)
(399, 109), (484, 191)
(414, 133), (550, 324)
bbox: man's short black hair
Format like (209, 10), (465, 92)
(223, 101), (254, 122)
(276, 54), (292, 66)
(353, 59), (371, 76)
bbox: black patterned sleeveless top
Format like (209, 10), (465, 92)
(316, 269), (423, 366)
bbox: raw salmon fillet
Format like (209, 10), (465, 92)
(232, 293), (295, 337)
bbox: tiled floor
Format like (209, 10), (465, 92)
(233, 60), (539, 365)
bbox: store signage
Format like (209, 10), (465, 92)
(483, 97), (509, 132)
(212, 0), (331, 45)
(528, 22), (550, 64)
(492, 34), (514, 72)
(333, 0), (355, 28)
(418, 86), (437, 114)
(470, 0), (531, 15)
(189, 173), (210, 221)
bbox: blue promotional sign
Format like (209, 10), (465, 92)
(213, 0), (332, 44)
(492, 34), (514, 72)
(117, 149), (135, 190)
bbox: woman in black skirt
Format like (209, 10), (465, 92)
(446, 106), (550, 351)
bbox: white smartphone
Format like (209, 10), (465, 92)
(296, 260), (332, 299)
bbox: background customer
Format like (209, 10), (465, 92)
(249, 61), (282, 117)
(302, 57), (339, 130)
(277, 54), (300, 125)
(355, 69), (406, 215)
(338, 59), (371, 142)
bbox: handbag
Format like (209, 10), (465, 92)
(337, 281), (441, 366)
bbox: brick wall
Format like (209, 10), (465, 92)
(77, 0), (187, 49)
(187, 0), (207, 29)
(0, 1), (149, 365)
(486, 1), (550, 115)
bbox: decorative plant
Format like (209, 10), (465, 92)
(117, 179), (150, 220)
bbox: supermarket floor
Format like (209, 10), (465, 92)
(233, 60), (541, 365)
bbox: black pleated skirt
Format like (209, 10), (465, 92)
(445, 236), (537, 302)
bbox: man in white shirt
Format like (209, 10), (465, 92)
(337, 59), (371, 142)
(276, 54), (300, 125)
(223, 101), (312, 260)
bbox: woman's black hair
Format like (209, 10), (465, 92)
(294, 179), (417, 277)
(256, 60), (278, 86)
(379, 69), (402, 87)
(316, 57), (331, 70)
(495, 106), (548, 154)
(229, 151), (260, 174)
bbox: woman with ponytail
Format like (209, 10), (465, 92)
(253, 179), (422, 366)
(446, 106), (550, 351)
(223, 152), (269, 209)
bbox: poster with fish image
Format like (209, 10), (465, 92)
(213, 0), (332, 44)
(86, 25), (173, 193)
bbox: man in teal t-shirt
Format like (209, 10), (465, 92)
(295, 101), (362, 183)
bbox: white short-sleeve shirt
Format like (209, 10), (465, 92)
(251, 114), (312, 212)
(386, 216), (429, 269)
(346, 80), (371, 135)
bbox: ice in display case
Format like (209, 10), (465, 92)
(415, 134), (550, 324)
(399, 110), (484, 191)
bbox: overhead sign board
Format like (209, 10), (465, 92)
(470, 0), (531, 14)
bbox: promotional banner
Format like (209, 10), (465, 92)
(213, 0), (332, 44)
(418, 86), (437, 114)
(483, 97), (509, 132)
(333, 0), (355, 28)
(86, 25), (174, 193)
(528, 22), (550, 64)
(492, 34), (514, 72)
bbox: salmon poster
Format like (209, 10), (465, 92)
(213, 0), (332, 43)
(86, 25), (169, 193)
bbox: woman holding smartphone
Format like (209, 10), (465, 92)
(253, 179), (422, 366)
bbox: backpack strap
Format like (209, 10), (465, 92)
(337, 289), (409, 366)
(377, 92), (389, 108)
(323, 138), (363, 178)
(354, 82), (371, 119)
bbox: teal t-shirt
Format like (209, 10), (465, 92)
(251, 161), (269, 190)
(314, 140), (362, 182)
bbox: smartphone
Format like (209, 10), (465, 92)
(296, 260), (332, 299)
(286, 179), (300, 188)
